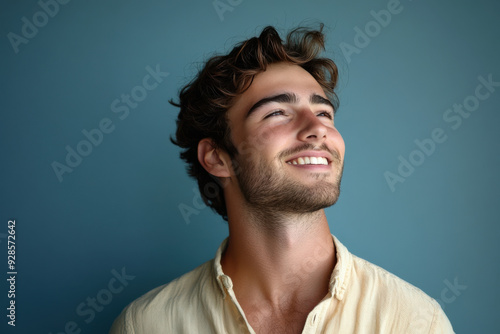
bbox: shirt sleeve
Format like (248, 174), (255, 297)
(109, 307), (132, 334)
(429, 303), (454, 334)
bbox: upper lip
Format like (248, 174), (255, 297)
(285, 151), (332, 164)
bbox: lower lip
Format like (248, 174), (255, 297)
(286, 163), (331, 170)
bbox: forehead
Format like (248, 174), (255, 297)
(228, 62), (327, 117)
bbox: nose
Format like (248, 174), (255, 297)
(297, 110), (328, 144)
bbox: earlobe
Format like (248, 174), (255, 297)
(197, 138), (232, 178)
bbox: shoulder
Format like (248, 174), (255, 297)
(350, 254), (431, 301)
(134, 259), (216, 310)
(348, 255), (454, 333)
(110, 259), (220, 333)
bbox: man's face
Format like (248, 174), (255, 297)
(226, 62), (345, 215)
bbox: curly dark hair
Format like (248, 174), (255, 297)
(170, 24), (339, 221)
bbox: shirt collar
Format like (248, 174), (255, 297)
(329, 235), (352, 300)
(214, 238), (231, 298)
(213, 235), (352, 300)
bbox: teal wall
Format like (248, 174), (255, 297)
(1, 0), (499, 332)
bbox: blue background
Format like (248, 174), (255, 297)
(1, 0), (499, 332)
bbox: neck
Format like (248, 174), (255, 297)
(221, 206), (336, 308)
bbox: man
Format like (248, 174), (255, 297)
(110, 25), (454, 333)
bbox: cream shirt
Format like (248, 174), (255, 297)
(110, 236), (454, 333)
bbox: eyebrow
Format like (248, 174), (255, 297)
(246, 92), (335, 118)
(310, 94), (335, 112)
(246, 93), (298, 118)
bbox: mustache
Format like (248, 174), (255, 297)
(277, 143), (341, 164)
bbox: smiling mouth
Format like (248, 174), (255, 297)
(286, 157), (329, 166)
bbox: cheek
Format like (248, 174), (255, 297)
(328, 128), (346, 157)
(259, 126), (286, 143)
(235, 128), (288, 170)
(257, 127), (292, 159)
(232, 128), (276, 165)
(241, 126), (288, 154)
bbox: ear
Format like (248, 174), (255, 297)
(197, 138), (232, 178)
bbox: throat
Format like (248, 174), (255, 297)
(243, 298), (314, 334)
(222, 226), (335, 319)
(245, 206), (327, 236)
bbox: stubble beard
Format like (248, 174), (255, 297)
(234, 145), (343, 218)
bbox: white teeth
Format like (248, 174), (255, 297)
(287, 157), (328, 165)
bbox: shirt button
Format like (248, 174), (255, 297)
(311, 313), (317, 325)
